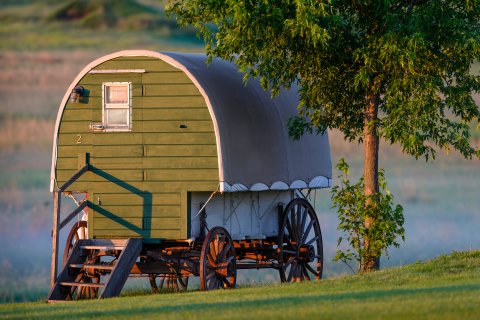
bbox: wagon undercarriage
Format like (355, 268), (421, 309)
(48, 195), (323, 302)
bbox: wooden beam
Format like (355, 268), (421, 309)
(50, 191), (61, 289)
(236, 262), (280, 269)
(100, 238), (142, 299)
(89, 69), (146, 74)
(130, 261), (173, 275)
(58, 201), (88, 231)
(59, 164), (89, 192)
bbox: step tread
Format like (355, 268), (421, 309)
(60, 281), (105, 288)
(80, 245), (125, 250)
(69, 263), (115, 270)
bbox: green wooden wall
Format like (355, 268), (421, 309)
(56, 56), (219, 240)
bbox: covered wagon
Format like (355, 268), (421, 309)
(48, 50), (332, 302)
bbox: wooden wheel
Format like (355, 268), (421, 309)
(149, 272), (189, 293)
(278, 198), (323, 282)
(63, 220), (87, 266)
(200, 226), (236, 291)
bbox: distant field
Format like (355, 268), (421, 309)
(0, 0), (202, 51)
(0, 251), (479, 319)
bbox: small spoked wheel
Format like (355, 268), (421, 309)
(66, 251), (101, 300)
(278, 198), (323, 283)
(63, 220), (87, 266)
(200, 226), (237, 291)
(149, 272), (189, 293)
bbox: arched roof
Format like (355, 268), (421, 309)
(50, 50), (331, 192)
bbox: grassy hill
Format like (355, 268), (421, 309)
(0, 251), (479, 319)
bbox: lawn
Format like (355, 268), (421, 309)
(0, 251), (479, 319)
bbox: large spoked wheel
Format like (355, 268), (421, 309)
(278, 198), (323, 283)
(63, 220), (87, 266)
(149, 272), (189, 293)
(200, 226), (237, 291)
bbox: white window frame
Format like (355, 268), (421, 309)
(102, 82), (132, 131)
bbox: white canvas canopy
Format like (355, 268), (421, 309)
(50, 50), (332, 192)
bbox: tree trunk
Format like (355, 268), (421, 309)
(362, 92), (380, 272)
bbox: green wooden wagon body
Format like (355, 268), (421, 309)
(50, 50), (331, 242)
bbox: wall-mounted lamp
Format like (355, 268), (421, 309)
(70, 86), (84, 103)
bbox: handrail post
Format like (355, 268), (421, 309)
(50, 155), (90, 289)
(50, 190), (61, 289)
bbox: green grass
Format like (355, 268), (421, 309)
(0, 251), (479, 319)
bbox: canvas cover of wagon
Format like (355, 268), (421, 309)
(47, 50), (332, 302)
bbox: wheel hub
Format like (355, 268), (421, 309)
(298, 244), (315, 262)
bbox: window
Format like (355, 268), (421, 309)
(102, 82), (131, 131)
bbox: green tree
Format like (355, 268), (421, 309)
(167, 0), (480, 271)
(332, 158), (405, 273)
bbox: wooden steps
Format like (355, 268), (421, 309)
(47, 238), (142, 303)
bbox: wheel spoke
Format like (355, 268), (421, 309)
(206, 271), (216, 280)
(208, 276), (219, 290)
(290, 210), (298, 242)
(296, 206), (301, 239)
(209, 242), (216, 258)
(305, 263), (320, 277)
(158, 276), (165, 288)
(207, 251), (216, 266)
(284, 257), (295, 268)
(300, 208), (307, 238)
(286, 217), (296, 243)
(299, 263), (304, 282)
(306, 235), (320, 246)
(301, 219), (314, 244)
(173, 278), (179, 291)
(213, 235), (220, 260)
(218, 243), (231, 261)
(283, 249), (296, 255)
(218, 240), (225, 257)
(220, 277), (230, 288)
(178, 276), (188, 289)
(302, 264), (311, 281)
(287, 262), (296, 282)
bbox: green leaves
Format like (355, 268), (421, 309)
(332, 159), (405, 273)
(167, 0), (480, 160)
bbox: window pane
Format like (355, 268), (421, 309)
(106, 85), (128, 104)
(106, 109), (128, 127)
